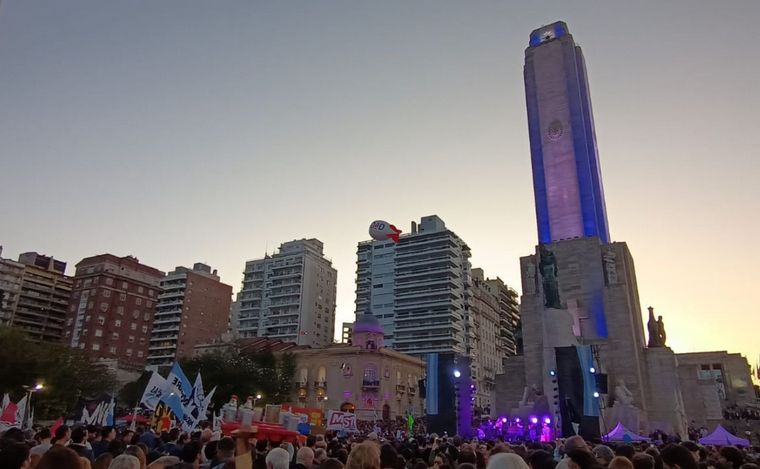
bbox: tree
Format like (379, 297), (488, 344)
(0, 327), (117, 419)
(180, 347), (296, 410)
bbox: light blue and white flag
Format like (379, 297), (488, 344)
(139, 372), (167, 411)
(161, 363), (192, 419)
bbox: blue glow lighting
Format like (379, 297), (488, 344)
(593, 391), (600, 398)
(453, 369), (461, 378)
(589, 367), (596, 374)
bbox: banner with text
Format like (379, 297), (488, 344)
(325, 410), (358, 433)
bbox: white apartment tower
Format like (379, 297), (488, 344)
(355, 216), (471, 356)
(236, 239), (336, 347)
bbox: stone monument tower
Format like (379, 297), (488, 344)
(496, 21), (686, 437)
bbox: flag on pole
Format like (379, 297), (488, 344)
(14, 396), (27, 428)
(26, 406), (34, 431)
(1, 394), (9, 414)
(140, 372), (167, 411)
(0, 401), (17, 424)
(161, 363), (192, 419)
(105, 397), (115, 426)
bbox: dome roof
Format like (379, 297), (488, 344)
(353, 314), (383, 334)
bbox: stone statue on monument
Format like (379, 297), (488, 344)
(539, 245), (561, 309)
(614, 378), (635, 406)
(609, 377), (641, 432)
(647, 306), (661, 347)
(657, 316), (667, 346)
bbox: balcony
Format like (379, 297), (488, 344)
(408, 386), (416, 396)
(395, 384), (406, 394)
(362, 380), (380, 391)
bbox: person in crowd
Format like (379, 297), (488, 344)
(265, 447), (291, 469)
(592, 446), (614, 467)
(487, 453), (531, 469)
(346, 442), (381, 469)
(125, 445), (148, 469)
(53, 425), (72, 447)
(615, 447), (636, 462)
(660, 445), (698, 469)
(179, 441), (203, 468)
(297, 447), (316, 469)
(93, 453), (115, 469)
(322, 458), (346, 469)
(36, 445), (84, 469)
(206, 437), (234, 468)
(565, 449), (601, 469)
(315, 449), (329, 467)
(0, 441), (31, 469)
(70, 426), (95, 461)
(146, 455), (180, 469)
(632, 453), (655, 469)
(93, 428), (117, 459)
(108, 454), (141, 469)
(609, 457), (634, 469)
(719, 447), (745, 469)
(30, 428), (53, 458)
(528, 449), (557, 469)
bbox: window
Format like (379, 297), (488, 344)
(146, 300), (152, 308)
(130, 323), (137, 330)
(121, 282), (128, 290)
(120, 293), (127, 301)
(128, 336), (135, 343)
(95, 329), (103, 337)
(105, 278), (113, 286)
(115, 320), (122, 328)
(97, 317), (105, 326)
(138, 286), (144, 294)
(100, 303), (108, 312)
(143, 313), (150, 321)
(126, 348), (133, 356)
(148, 289), (154, 297)
(109, 346), (117, 354)
(141, 325), (148, 333)
(137, 351), (144, 358)
(112, 332), (119, 340)
(136, 297), (142, 305)
(85, 315), (91, 322)
(92, 343), (100, 351)
(102, 290), (111, 298)
(132, 311), (139, 319)
(117, 306), (124, 315)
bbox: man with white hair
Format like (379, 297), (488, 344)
(109, 454), (141, 469)
(266, 447), (291, 469)
(296, 447), (315, 469)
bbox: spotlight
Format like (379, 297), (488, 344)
(453, 369), (461, 378)
(589, 367), (596, 374)
(515, 418), (521, 423)
(501, 417), (508, 423)
(593, 391), (600, 398)
(544, 417), (551, 424)
(530, 417), (538, 424)
(549, 369), (556, 377)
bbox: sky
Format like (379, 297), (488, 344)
(1, 1), (758, 370)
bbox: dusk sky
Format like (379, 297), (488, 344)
(1, 2), (758, 369)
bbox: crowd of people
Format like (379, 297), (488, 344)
(2, 421), (760, 469)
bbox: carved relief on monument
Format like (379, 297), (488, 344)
(524, 263), (537, 295)
(602, 248), (618, 285)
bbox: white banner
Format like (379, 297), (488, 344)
(326, 410), (358, 432)
(140, 372), (167, 411)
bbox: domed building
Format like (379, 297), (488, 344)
(284, 314), (425, 420)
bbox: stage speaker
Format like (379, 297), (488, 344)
(595, 373), (609, 394)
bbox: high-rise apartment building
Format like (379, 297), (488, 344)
(0, 250), (72, 342)
(468, 269), (521, 413)
(355, 215), (471, 357)
(484, 277), (521, 357)
(65, 254), (164, 370)
(235, 239), (336, 347)
(147, 263), (232, 367)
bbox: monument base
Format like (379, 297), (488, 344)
(607, 404), (641, 434)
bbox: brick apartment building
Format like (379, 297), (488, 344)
(147, 263), (232, 367)
(65, 254), (164, 369)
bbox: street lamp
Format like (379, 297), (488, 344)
(253, 393), (262, 407)
(22, 383), (44, 430)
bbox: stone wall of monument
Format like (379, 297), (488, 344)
(493, 355), (527, 417)
(643, 347), (687, 435)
